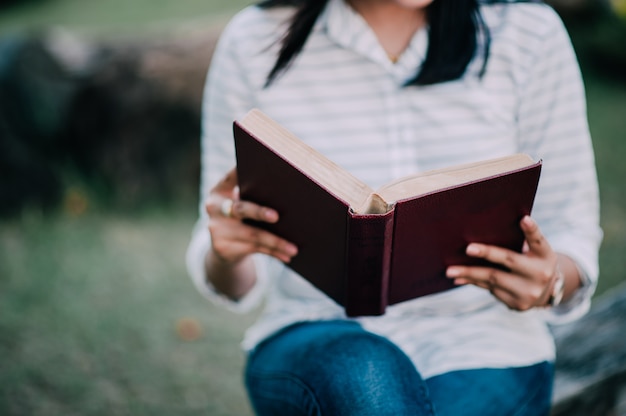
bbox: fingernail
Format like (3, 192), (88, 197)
(466, 244), (481, 256)
(446, 267), (461, 278)
(522, 215), (534, 226)
(286, 244), (298, 256)
(264, 209), (279, 222)
(454, 278), (467, 286)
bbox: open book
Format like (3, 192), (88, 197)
(234, 109), (542, 316)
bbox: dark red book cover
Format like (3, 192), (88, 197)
(234, 121), (352, 306)
(387, 164), (541, 306)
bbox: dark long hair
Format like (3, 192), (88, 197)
(258, 0), (541, 87)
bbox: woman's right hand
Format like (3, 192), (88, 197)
(205, 167), (298, 265)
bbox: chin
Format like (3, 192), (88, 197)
(393, 0), (436, 9)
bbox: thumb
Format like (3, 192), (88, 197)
(520, 215), (552, 258)
(214, 167), (238, 194)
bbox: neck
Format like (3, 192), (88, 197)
(347, 0), (428, 62)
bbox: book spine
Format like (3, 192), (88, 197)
(345, 211), (394, 317)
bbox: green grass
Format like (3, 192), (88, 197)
(0, 206), (257, 416)
(584, 68), (626, 296)
(0, 0), (254, 35)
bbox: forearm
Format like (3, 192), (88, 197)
(204, 249), (257, 301)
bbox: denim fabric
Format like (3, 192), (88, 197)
(245, 320), (553, 416)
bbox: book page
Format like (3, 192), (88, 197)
(376, 154), (535, 204)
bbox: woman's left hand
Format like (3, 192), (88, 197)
(446, 216), (560, 311)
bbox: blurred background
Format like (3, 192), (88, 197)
(0, 0), (624, 415)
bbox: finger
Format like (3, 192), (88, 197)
(219, 238), (297, 264)
(465, 243), (522, 274)
(448, 265), (519, 298)
(488, 286), (533, 311)
(520, 216), (553, 258)
(239, 225), (298, 260)
(210, 221), (297, 262)
(490, 281), (551, 311)
(448, 265), (549, 310)
(213, 167), (238, 194)
(264, 243), (299, 264)
(205, 197), (278, 224)
(231, 200), (279, 223)
(205, 197), (229, 218)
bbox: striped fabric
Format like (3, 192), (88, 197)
(186, 0), (602, 378)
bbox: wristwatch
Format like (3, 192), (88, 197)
(548, 265), (565, 307)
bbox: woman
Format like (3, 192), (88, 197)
(186, 0), (602, 414)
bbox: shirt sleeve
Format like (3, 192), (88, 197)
(514, 7), (603, 323)
(185, 8), (270, 313)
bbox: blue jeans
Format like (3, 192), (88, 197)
(245, 320), (553, 416)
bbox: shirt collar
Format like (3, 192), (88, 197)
(318, 0), (428, 83)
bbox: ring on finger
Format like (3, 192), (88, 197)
(221, 199), (234, 218)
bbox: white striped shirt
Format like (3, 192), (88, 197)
(187, 0), (602, 378)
